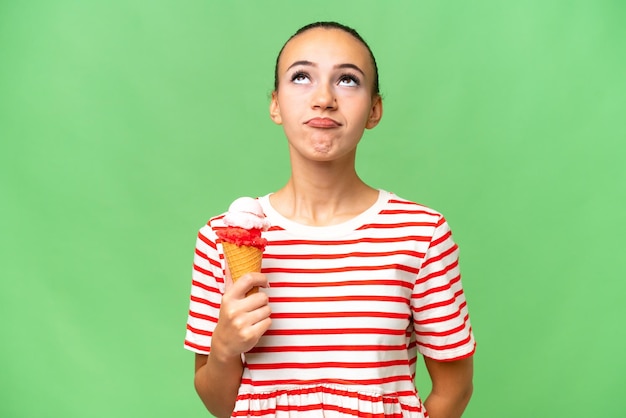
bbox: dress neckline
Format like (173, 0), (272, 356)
(258, 189), (391, 238)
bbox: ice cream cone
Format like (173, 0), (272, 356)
(217, 196), (270, 296)
(222, 241), (263, 295)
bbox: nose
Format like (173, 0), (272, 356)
(311, 81), (337, 110)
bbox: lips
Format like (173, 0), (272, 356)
(304, 117), (342, 128)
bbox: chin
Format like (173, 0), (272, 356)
(312, 143), (333, 154)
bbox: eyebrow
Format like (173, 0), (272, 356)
(286, 60), (365, 77)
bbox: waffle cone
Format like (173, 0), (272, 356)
(222, 242), (263, 295)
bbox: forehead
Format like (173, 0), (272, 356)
(278, 28), (373, 73)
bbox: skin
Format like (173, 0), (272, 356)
(194, 27), (473, 418)
(423, 356), (474, 418)
(269, 27), (383, 225)
(194, 272), (271, 418)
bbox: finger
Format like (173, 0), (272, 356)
(247, 316), (272, 340)
(245, 303), (272, 326)
(233, 272), (270, 297)
(237, 291), (271, 317)
(238, 317), (272, 354)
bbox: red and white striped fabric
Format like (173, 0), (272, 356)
(185, 190), (475, 418)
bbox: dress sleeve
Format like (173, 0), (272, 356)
(183, 222), (226, 354)
(411, 215), (476, 361)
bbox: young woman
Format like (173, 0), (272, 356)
(185, 22), (476, 418)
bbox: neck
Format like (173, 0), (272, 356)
(271, 152), (378, 226)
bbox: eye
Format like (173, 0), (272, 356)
(291, 71), (311, 84)
(338, 74), (360, 87)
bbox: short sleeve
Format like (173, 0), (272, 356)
(183, 222), (226, 354)
(411, 216), (476, 361)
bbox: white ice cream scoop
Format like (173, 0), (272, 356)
(223, 197), (271, 231)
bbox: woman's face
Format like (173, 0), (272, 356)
(270, 28), (382, 164)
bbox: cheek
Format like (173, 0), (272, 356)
(343, 96), (374, 123)
(278, 92), (308, 116)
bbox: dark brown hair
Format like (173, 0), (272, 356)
(273, 22), (380, 95)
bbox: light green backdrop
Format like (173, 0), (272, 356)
(1, 1), (624, 417)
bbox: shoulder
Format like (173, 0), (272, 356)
(380, 190), (446, 222)
(195, 212), (228, 250)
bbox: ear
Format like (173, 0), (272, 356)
(269, 91), (283, 125)
(365, 95), (383, 129)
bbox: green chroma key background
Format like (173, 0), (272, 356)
(1, 1), (624, 417)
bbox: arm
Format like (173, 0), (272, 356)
(194, 353), (242, 418)
(423, 355), (474, 418)
(411, 216), (476, 417)
(193, 272), (272, 418)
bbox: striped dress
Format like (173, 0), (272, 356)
(184, 190), (476, 418)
